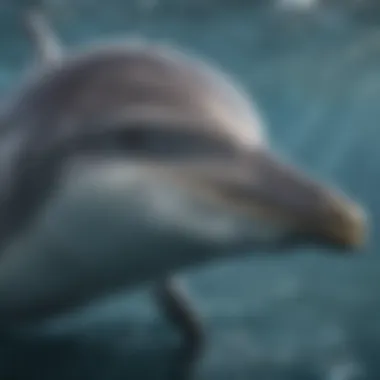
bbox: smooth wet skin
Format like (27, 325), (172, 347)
(0, 152), (367, 327)
(0, 15), (368, 334)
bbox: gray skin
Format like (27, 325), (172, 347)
(20, 8), (204, 351)
(0, 9), (366, 367)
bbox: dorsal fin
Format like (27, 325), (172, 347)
(22, 8), (62, 66)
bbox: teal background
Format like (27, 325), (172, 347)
(1, 1), (380, 379)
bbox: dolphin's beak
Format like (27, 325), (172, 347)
(172, 149), (367, 250)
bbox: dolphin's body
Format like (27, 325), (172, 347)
(0, 10), (367, 349)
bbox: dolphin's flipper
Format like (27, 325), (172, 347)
(154, 276), (204, 376)
(22, 8), (62, 66)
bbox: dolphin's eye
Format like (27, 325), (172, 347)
(106, 126), (172, 154)
(122, 128), (147, 150)
(96, 126), (149, 153)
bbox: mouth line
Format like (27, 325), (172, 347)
(64, 155), (368, 253)
(182, 177), (367, 251)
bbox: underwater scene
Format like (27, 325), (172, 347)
(1, 1), (380, 379)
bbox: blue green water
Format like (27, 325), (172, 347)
(1, 1), (380, 379)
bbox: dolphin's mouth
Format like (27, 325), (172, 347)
(162, 149), (368, 252)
